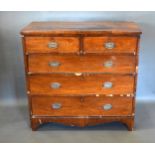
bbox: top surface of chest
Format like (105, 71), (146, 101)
(21, 21), (141, 36)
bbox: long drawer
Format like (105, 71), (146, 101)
(31, 96), (133, 116)
(28, 54), (136, 74)
(28, 74), (135, 95)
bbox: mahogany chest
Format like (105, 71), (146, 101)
(21, 21), (141, 131)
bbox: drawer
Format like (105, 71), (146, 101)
(25, 37), (79, 53)
(29, 74), (134, 95)
(28, 54), (136, 74)
(31, 96), (133, 116)
(84, 37), (137, 54)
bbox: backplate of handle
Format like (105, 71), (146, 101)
(102, 103), (112, 110)
(104, 60), (113, 68)
(48, 42), (58, 48)
(52, 103), (62, 109)
(49, 61), (61, 67)
(103, 82), (113, 89)
(51, 82), (61, 89)
(104, 42), (115, 49)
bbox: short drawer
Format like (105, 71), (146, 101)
(25, 37), (79, 53)
(28, 54), (136, 74)
(84, 37), (137, 54)
(29, 74), (134, 95)
(31, 96), (133, 116)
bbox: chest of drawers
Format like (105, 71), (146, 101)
(21, 21), (141, 131)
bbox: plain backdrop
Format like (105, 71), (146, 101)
(0, 11), (155, 105)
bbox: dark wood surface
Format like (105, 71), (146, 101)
(21, 21), (142, 131)
(21, 21), (142, 36)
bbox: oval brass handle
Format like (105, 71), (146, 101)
(103, 104), (112, 110)
(51, 82), (61, 89)
(104, 42), (115, 49)
(52, 103), (62, 109)
(104, 60), (113, 68)
(103, 82), (113, 89)
(49, 61), (61, 67)
(48, 42), (58, 48)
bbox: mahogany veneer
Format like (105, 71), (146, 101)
(31, 96), (133, 116)
(29, 74), (134, 95)
(25, 37), (79, 53)
(21, 21), (141, 131)
(28, 54), (136, 74)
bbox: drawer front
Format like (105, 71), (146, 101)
(31, 96), (133, 116)
(25, 37), (79, 53)
(29, 74), (134, 95)
(28, 54), (136, 74)
(84, 37), (137, 54)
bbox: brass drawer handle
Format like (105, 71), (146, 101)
(104, 42), (115, 49)
(48, 42), (58, 48)
(103, 104), (112, 110)
(104, 60), (113, 68)
(74, 72), (82, 76)
(52, 103), (62, 109)
(103, 82), (113, 89)
(49, 61), (61, 67)
(51, 82), (61, 89)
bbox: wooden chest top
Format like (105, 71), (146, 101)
(21, 21), (142, 36)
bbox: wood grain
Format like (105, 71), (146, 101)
(21, 21), (141, 131)
(21, 21), (142, 36)
(28, 54), (136, 74)
(25, 37), (79, 53)
(84, 37), (137, 54)
(28, 74), (135, 95)
(31, 96), (133, 116)
(31, 116), (134, 131)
